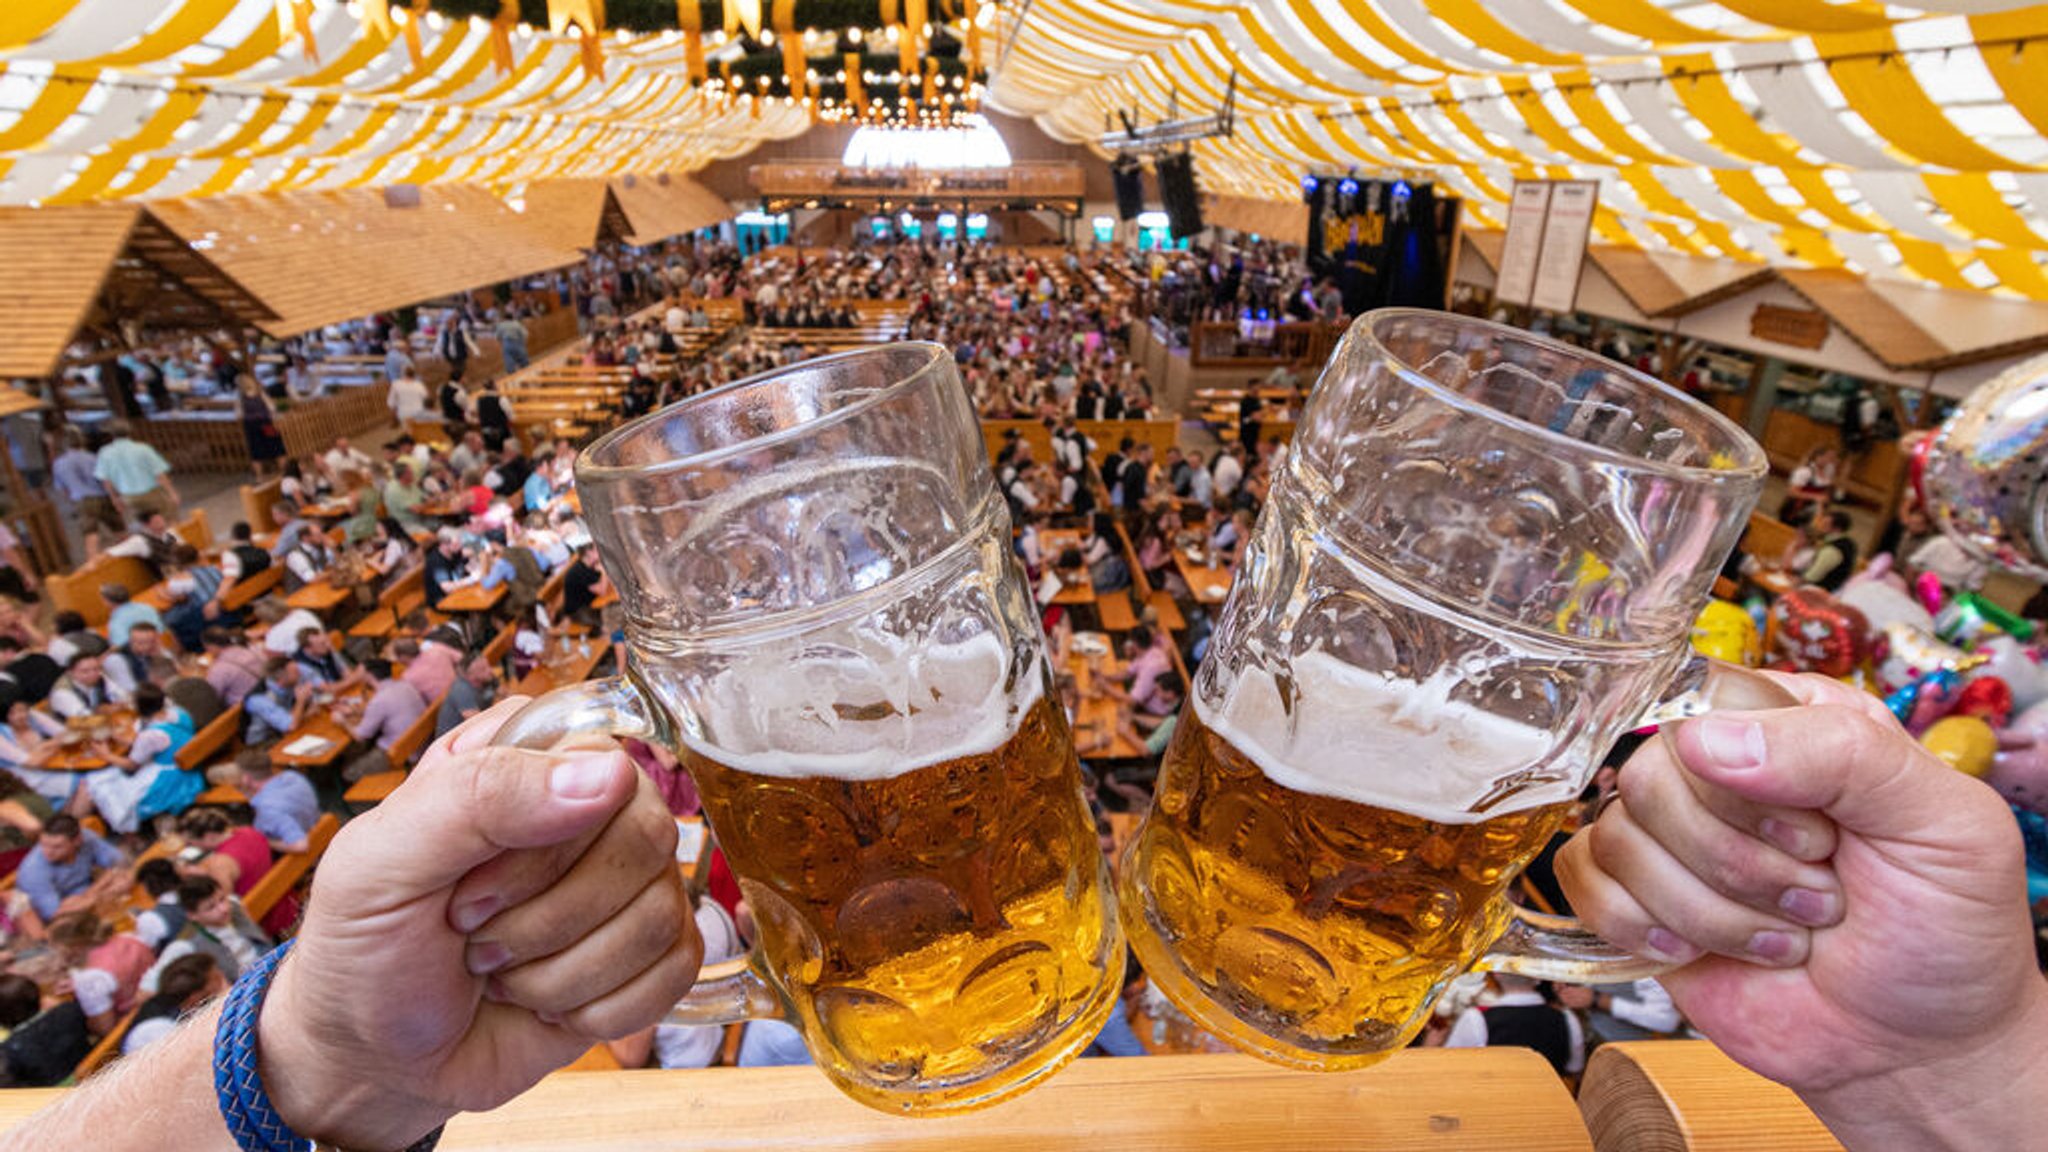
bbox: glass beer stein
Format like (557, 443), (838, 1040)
(1121, 310), (1781, 1070)
(497, 344), (1122, 1114)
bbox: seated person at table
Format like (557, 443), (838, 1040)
(516, 510), (572, 573)
(158, 545), (233, 654)
(17, 815), (129, 921)
(291, 627), (364, 693)
(219, 521), (272, 591)
(77, 684), (201, 835)
(250, 599), (324, 658)
(383, 463), (429, 535)
(393, 632), (461, 706)
(455, 469), (492, 518)
(48, 653), (125, 719)
(243, 657), (316, 746)
(520, 457), (557, 515)
(202, 625), (266, 707)
(179, 808), (271, 905)
(267, 500), (311, 560)
(46, 611), (108, 668)
(282, 527), (341, 594)
(560, 543), (611, 632)
(485, 442), (532, 499)
(0, 636), (61, 710)
(1096, 626), (1176, 717)
(605, 900), (745, 1071)
(1798, 508), (1860, 594)
(104, 622), (177, 700)
(1115, 670), (1183, 757)
(143, 876), (271, 989)
(131, 857), (188, 952)
(436, 655), (497, 739)
(448, 430), (489, 479)
(209, 749), (317, 855)
(423, 531), (472, 610)
(100, 583), (162, 650)
(49, 911), (154, 1026)
(121, 953), (225, 1058)
(1, 702), (68, 809)
(322, 437), (374, 481)
(279, 459), (325, 508)
(105, 510), (182, 580)
(339, 658), (426, 782)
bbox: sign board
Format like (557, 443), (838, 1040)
(1494, 180), (1600, 314)
(1494, 182), (1552, 308)
(1750, 303), (1830, 350)
(1530, 181), (1599, 314)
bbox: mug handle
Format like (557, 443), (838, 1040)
(1479, 659), (1800, 984)
(494, 677), (784, 1026)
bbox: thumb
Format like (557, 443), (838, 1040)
(323, 741), (637, 907)
(1672, 704), (2007, 848)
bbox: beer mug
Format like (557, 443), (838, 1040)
(1121, 310), (1783, 1070)
(497, 344), (1123, 1114)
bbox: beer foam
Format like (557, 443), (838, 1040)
(676, 630), (1039, 780)
(1199, 651), (1570, 824)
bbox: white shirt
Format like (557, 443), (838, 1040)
(1212, 454), (1243, 499)
(262, 608), (326, 655)
(664, 306), (688, 334)
(650, 903), (743, 1069)
(323, 446), (374, 478)
(1443, 989), (1586, 1075)
(71, 967), (118, 1017)
(387, 375), (431, 423)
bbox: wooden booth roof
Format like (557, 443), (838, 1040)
(516, 174), (732, 252)
(148, 185), (587, 338)
(0, 204), (274, 379)
(1780, 267), (2048, 373)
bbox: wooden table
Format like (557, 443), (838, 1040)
(300, 498), (356, 521)
(415, 496), (472, 520)
(1037, 530), (1096, 607)
(286, 579), (355, 614)
(269, 686), (365, 770)
(43, 710), (138, 772)
(1066, 638), (1145, 760)
(438, 583), (507, 616)
(1174, 546), (1235, 607)
(512, 636), (612, 698)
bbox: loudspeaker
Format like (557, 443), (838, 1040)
(1111, 155), (1144, 221)
(1155, 151), (1204, 239)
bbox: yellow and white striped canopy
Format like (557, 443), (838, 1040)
(988, 0), (2048, 299)
(0, 0), (808, 207)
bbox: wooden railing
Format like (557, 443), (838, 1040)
(1189, 319), (1346, 369)
(750, 162), (1086, 202)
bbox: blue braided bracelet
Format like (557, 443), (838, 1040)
(213, 939), (443, 1152)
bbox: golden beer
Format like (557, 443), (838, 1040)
(684, 687), (1122, 1112)
(1120, 655), (1574, 1070)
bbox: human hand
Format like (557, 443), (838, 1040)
(1556, 672), (2046, 1144)
(255, 698), (700, 1150)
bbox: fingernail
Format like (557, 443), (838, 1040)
(1644, 927), (1699, 964)
(467, 941), (512, 975)
(1779, 887), (1836, 927)
(1759, 817), (1806, 857)
(450, 895), (501, 934)
(1693, 717), (1765, 771)
(1748, 929), (1798, 963)
(550, 753), (618, 801)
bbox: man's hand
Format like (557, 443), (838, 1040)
(256, 698), (700, 1150)
(1557, 673), (2048, 1148)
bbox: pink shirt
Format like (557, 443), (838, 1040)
(402, 642), (460, 704)
(1127, 646), (1171, 713)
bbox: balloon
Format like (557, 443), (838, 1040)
(1952, 675), (2014, 728)
(1767, 587), (1871, 678)
(1877, 624), (1964, 695)
(1922, 715), (1998, 778)
(1838, 571), (1936, 635)
(1919, 352), (2048, 582)
(1691, 600), (1759, 667)
(1914, 570), (1946, 616)
(1979, 635), (2048, 713)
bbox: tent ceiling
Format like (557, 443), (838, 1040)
(986, 0), (2048, 301)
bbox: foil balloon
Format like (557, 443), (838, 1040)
(1691, 599), (1759, 667)
(1919, 351), (2048, 582)
(1979, 635), (2048, 713)
(1913, 570), (1946, 617)
(1877, 623), (1964, 694)
(1921, 715), (1998, 778)
(1952, 675), (2014, 727)
(1768, 587), (1871, 677)
(1839, 560), (1936, 636)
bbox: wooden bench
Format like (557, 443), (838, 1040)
(482, 620), (516, 668)
(1578, 1041), (1841, 1152)
(342, 689), (447, 808)
(1741, 512), (1802, 569)
(221, 564), (284, 613)
(174, 704), (243, 772)
(241, 811), (342, 926)
(348, 568), (426, 641)
(47, 555), (157, 628)
(1116, 522), (1186, 632)
(1097, 589), (1140, 632)
(71, 1006), (141, 1080)
(239, 479), (284, 536)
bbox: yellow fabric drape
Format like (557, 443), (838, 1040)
(1334, 0), (1462, 74)
(278, 0), (318, 64)
(1714, 0), (1891, 35)
(1551, 0), (1721, 43)
(1711, 170), (1808, 230)
(1553, 71), (1676, 164)
(676, 0), (705, 82)
(1978, 247), (2048, 300)
(845, 51), (865, 110)
(1971, 9), (2048, 139)
(491, 0), (521, 74)
(1664, 56), (1805, 168)
(1776, 227), (1847, 268)
(1923, 173), (2048, 249)
(1782, 168), (1887, 233)
(1498, 77), (1616, 165)
(0, 0), (82, 52)
(1892, 237), (1976, 290)
(1422, 0), (1578, 66)
(902, 0), (927, 78)
(182, 14), (286, 79)
(76, 0), (242, 68)
(0, 66), (95, 152)
(1281, 0), (1408, 83)
(1822, 31), (2032, 172)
